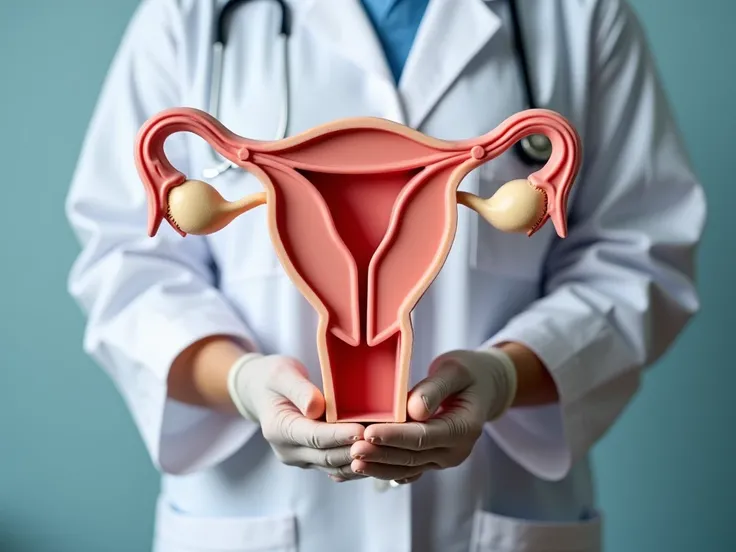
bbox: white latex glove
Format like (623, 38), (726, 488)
(350, 348), (517, 482)
(228, 353), (366, 481)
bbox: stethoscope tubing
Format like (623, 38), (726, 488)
(203, 0), (551, 179)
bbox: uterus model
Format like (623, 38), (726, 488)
(135, 108), (581, 423)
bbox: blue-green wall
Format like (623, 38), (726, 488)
(0, 1), (732, 551)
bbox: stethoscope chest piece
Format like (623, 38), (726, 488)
(517, 134), (553, 166)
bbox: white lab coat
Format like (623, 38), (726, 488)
(65, 0), (706, 550)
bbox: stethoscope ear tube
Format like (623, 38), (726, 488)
(507, 0), (552, 165)
(203, 0), (292, 179)
(216, 0), (290, 44)
(203, 40), (237, 179)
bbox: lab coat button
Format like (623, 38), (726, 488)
(374, 479), (388, 492)
(373, 479), (397, 492)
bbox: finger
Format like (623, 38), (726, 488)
(364, 413), (481, 451)
(268, 357), (325, 419)
(268, 409), (364, 448)
(293, 444), (355, 469)
(407, 353), (474, 421)
(276, 445), (365, 481)
(350, 441), (442, 467)
(314, 464), (366, 481)
(351, 459), (434, 481)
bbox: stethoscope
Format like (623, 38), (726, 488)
(202, 0), (552, 179)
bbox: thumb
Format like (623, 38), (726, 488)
(269, 357), (325, 420)
(407, 352), (474, 421)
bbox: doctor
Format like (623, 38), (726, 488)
(65, 0), (705, 551)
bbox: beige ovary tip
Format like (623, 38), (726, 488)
(167, 180), (267, 235)
(458, 179), (546, 233)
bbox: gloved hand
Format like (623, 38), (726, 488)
(228, 353), (366, 481)
(349, 348), (517, 482)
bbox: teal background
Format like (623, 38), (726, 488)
(0, 1), (732, 551)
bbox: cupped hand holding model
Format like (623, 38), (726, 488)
(227, 347), (531, 484)
(228, 353), (366, 480)
(346, 348), (520, 483)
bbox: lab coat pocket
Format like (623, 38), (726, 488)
(153, 500), (298, 552)
(469, 509), (602, 552)
(470, 161), (555, 282)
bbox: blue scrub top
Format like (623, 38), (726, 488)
(359, 0), (431, 83)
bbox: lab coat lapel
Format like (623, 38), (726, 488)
(400, 0), (502, 129)
(300, 0), (395, 86)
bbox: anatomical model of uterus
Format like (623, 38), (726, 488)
(135, 107), (581, 423)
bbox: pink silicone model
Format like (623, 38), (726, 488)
(135, 108), (581, 423)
